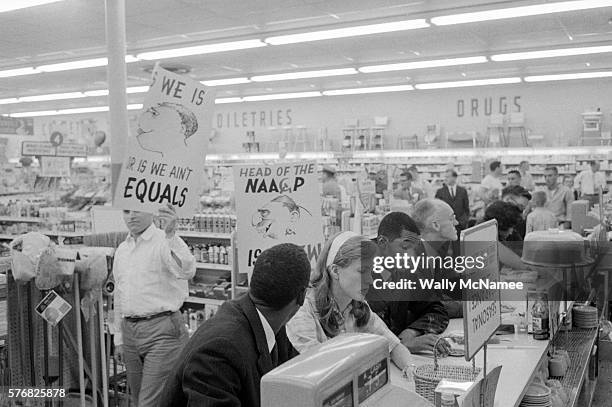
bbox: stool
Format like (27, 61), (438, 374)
(370, 116), (387, 150)
(485, 114), (505, 147)
(294, 125), (308, 152)
(355, 127), (369, 150)
(506, 112), (528, 146)
(282, 126), (293, 151)
(342, 119), (359, 152)
(396, 135), (418, 150)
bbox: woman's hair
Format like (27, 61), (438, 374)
(311, 233), (378, 338)
(482, 200), (523, 236)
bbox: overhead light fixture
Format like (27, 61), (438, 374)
(359, 56), (488, 73)
(524, 71), (612, 82)
(19, 92), (86, 102)
(0, 98), (19, 104)
(9, 103), (143, 117)
(264, 19), (429, 45)
(415, 77), (521, 89)
(0, 67), (41, 78)
(242, 91), (322, 102)
(491, 45), (612, 61)
(251, 68), (358, 82)
(136, 39), (267, 60)
(323, 85), (414, 96)
(38, 58), (109, 72)
(431, 0), (612, 25)
(126, 86), (150, 93)
(215, 97), (243, 104)
(0, 0), (64, 13)
(83, 89), (109, 97)
(201, 77), (251, 86)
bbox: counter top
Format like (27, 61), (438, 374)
(391, 318), (551, 407)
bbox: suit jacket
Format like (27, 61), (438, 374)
(159, 294), (298, 407)
(435, 184), (470, 228)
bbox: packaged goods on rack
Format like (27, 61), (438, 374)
(188, 243), (232, 265)
(176, 213), (237, 234)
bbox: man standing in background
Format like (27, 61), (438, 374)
(544, 166), (574, 228)
(507, 170), (522, 187)
(435, 169), (470, 255)
(393, 170), (426, 203)
(519, 160), (535, 191)
(321, 165), (342, 201)
(408, 165), (435, 198)
(574, 160), (606, 207)
(480, 161), (504, 201)
(113, 206), (196, 407)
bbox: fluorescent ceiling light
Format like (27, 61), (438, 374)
(125, 55), (141, 63)
(251, 68), (358, 82)
(126, 86), (150, 93)
(323, 85), (414, 96)
(491, 45), (612, 61)
(0, 98), (19, 104)
(136, 39), (267, 60)
(265, 19), (429, 45)
(242, 91), (322, 102)
(524, 71), (612, 82)
(431, 0), (612, 25)
(9, 103), (143, 117)
(0, 0), (64, 13)
(0, 67), (41, 78)
(83, 89), (109, 97)
(359, 56), (488, 73)
(415, 77), (521, 89)
(19, 92), (85, 102)
(38, 58), (109, 72)
(215, 97), (243, 104)
(202, 77), (251, 86)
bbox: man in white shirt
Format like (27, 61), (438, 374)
(480, 160), (504, 201)
(574, 160), (606, 207)
(113, 205), (196, 406)
(519, 160), (535, 191)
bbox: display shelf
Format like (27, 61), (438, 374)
(195, 262), (231, 271)
(185, 296), (225, 306)
(551, 328), (599, 407)
(0, 216), (44, 223)
(178, 231), (231, 239)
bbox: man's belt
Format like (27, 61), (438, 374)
(124, 310), (174, 322)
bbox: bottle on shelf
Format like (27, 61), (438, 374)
(532, 294), (550, 340)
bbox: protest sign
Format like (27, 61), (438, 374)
(461, 220), (501, 361)
(114, 65), (215, 216)
(233, 161), (324, 278)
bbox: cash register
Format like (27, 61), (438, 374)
(261, 334), (433, 407)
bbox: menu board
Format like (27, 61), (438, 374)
(460, 219), (501, 361)
(322, 381), (353, 407)
(358, 358), (388, 403)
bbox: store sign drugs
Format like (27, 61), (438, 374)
(461, 220), (502, 361)
(114, 66), (215, 216)
(457, 96), (521, 117)
(233, 161), (324, 278)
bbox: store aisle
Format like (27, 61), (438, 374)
(593, 341), (612, 407)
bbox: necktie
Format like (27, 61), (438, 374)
(450, 186), (455, 199)
(271, 344), (279, 367)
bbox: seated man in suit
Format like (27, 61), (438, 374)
(435, 169), (470, 256)
(160, 243), (310, 407)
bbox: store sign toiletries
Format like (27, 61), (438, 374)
(215, 109), (293, 129)
(457, 96), (521, 117)
(460, 220), (501, 360)
(114, 65), (215, 216)
(233, 161), (324, 279)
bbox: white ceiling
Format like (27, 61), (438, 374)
(1, 0), (612, 114)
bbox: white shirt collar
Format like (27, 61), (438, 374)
(256, 308), (276, 353)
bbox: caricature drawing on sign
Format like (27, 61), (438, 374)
(136, 102), (199, 158)
(251, 195), (312, 240)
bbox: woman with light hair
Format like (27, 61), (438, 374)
(286, 231), (413, 371)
